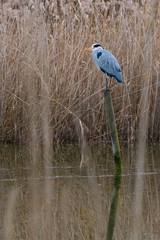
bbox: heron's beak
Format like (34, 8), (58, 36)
(82, 48), (92, 52)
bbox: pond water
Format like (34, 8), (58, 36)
(0, 144), (160, 240)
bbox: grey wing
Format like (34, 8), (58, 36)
(98, 50), (123, 83)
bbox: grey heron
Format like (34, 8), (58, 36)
(82, 43), (123, 90)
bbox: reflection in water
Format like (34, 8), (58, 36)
(106, 172), (122, 240)
(0, 145), (160, 239)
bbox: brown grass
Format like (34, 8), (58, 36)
(0, 0), (160, 145)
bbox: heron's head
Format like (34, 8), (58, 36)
(82, 43), (103, 52)
(92, 43), (103, 50)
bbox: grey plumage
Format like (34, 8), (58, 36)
(91, 43), (123, 83)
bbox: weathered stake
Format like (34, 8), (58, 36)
(103, 90), (122, 240)
(103, 90), (122, 172)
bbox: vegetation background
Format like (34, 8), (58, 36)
(1, 2), (160, 240)
(0, 0), (160, 145)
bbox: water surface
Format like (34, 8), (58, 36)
(0, 145), (160, 240)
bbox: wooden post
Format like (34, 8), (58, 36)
(103, 90), (122, 172)
(104, 90), (122, 240)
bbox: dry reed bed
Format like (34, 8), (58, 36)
(0, 0), (160, 144)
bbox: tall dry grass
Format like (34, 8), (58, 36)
(0, 0), (160, 145)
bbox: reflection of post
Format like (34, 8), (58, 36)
(106, 173), (122, 240)
(104, 90), (122, 239)
(104, 90), (122, 172)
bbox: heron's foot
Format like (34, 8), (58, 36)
(101, 88), (111, 93)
